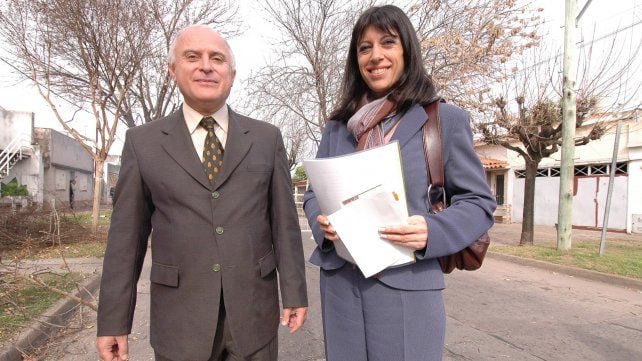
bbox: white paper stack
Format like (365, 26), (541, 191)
(304, 141), (416, 277)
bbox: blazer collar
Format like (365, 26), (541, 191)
(388, 104), (428, 149)
(160, 110), (212, 189)
(160, 107), (252, 191)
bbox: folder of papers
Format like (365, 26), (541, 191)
(304, 141), (416, 277)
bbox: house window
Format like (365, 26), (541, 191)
(55, 170), (67, 190)
(574, 165), (589, 176)
(495, 174), (505, 205)
(615, 162), (628, 175)
(591, 164), (608, 175)
(514, 162), (628, 179)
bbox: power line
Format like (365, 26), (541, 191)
(0, 56), (91, 113)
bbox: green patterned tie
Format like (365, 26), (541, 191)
(200, 116), (224, 182)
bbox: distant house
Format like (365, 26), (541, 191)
(476, 108), (642, 234)
(103, 154), (121, 203)
(1, 107), (94, 209)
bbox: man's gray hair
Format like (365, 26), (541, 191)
(167, 25), (236, 71)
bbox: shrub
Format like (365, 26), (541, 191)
(293, 166), (307, 181)
(0, 178), (28, 197)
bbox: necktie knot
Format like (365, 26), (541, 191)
(200, 116), (217, 130)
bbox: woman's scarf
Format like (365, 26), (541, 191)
(347, 95), (397, 150)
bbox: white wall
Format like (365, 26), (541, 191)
(627, 157), (642, 233)
(3, 144), (44, 204)
(0, 108), (33, 149)
(512, 175), (629, 230)
(512, 177), (560, 226)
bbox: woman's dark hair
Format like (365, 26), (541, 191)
(329, 5), (438, 122)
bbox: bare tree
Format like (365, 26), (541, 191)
(241, 0), (373, 166)
(243, 0), (540, 165)
(476, 35), (641, 245)
(0, 0), (156, 231)
(410, 0), (541, 110)
(0, 0), (238, 231)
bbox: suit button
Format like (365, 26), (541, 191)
(212, 264), (221, 272)
(211, 191), (220, 199)
(215, 226), (224, 235)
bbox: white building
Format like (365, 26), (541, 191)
(476, 109), (642, 234)
(1, 107), (94, 209)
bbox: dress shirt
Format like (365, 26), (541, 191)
(183, 102), (229, 162)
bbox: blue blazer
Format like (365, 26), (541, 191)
(303, 102), (497, 291)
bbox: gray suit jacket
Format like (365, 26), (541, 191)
(304, 102), (496, 290)
(97, 107), (307, 361)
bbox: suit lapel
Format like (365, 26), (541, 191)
(212, 108), (251, 190)
(389, 105), (428, 149)
(160, 111), (212, 190)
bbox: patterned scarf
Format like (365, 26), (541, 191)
(347, 95), (397, 150)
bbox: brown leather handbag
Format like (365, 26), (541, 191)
(422, 100), (491, 274)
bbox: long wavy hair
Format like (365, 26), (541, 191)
(329, 5), (439, 122)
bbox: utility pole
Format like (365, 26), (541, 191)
(557, 0), (578, 251)
(599, 118), (622, 256)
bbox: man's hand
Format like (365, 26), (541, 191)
(281, 306), (308, 334)
(317, 215), (339, 242)
(379, 215), (429, 250)
(96, 335), (129, 361)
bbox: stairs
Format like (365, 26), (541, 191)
(0, 135), (32, 181)
(296, 200), (310, 231)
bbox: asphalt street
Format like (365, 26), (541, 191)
(26, 229), (642, 360)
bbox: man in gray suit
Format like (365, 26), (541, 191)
(96, 25), (308, 361)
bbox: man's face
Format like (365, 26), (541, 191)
(169, 27), (236, 115)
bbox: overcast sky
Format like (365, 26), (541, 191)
(0, 0), (639, 155)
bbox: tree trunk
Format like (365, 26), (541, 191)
(91, 158), (105, 233)
(520, 159), (539, 245)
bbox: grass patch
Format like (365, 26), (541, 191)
(0, 273), (84, 343)
(491, 238), (642, 279)
(2, 241), (107, 260)
(63, 210), (112, 226)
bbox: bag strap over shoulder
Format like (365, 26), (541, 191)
(423, 100), (443, 186)
(422, 100), (446, 212)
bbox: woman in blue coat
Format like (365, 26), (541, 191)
(303, 5), (497, 361)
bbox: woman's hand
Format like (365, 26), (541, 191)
(379, 215), (428, 250)
(317, 214), (340, 242)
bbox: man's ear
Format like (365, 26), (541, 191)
(168, 64), (176, 81)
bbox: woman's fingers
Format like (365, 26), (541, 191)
(317, 214), (340, 241)
(379, 215), (428, 249)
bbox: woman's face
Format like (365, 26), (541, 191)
(357, 25), (405, 98)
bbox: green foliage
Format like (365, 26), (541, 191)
(65, 210), (112, 226)
(293, 166), (307, 181)
(0, 178), (29, 197)
(0, 273), (83, 342)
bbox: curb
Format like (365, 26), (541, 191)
(487, 251), (642, 291)
(0, 274), (101, 361)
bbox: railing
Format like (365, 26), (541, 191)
(0, 135), (32, 179)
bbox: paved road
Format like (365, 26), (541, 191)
(30, 230), (642, 360)
(442, 258), (642, 360)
